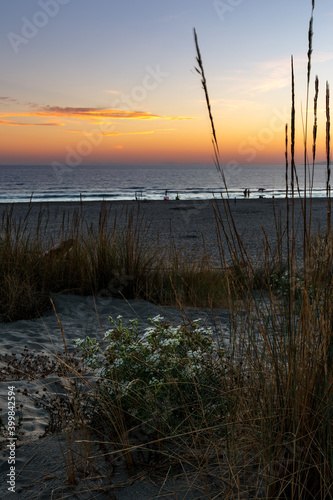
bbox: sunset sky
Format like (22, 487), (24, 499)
(0, 0), (332, 167)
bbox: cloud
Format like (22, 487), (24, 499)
(1, 106), (191, 123)
(0, 96), (19, 105)
(249, 58), (291, 93)
(209, 66), (290, 96)
(39, 106), (192, 121)
(65, 127), (177, 137)
(0, 101), (192, 133)
(65, 129), (156, 137)
(0, 119), (64, 127)
(39, 106), (163, 120)
(101, 130), (155, 137)
(250, 77), (290, 93)
(248, 52), (333, 94)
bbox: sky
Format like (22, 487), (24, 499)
(0, 0), (332, 168)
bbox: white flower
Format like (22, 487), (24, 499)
(114, 358), (124, 368)
(73, 338), (85, 347)
(149, 377), (160, 385)
(142, 327), (156, 336)
(148, 352), (160, 363)
(104, 329), (114, 338)
(150, 315), (164, 322)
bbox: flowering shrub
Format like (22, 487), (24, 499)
(74, 315), (227, 435)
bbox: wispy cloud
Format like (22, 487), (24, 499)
(0, 105), (191, 124)
(246, 52), (333, 94)
(0, 99), (192, 136)
(0, 96), (19, 105)
(67, 127), (177, 137)
(207, 66), (290, 96)
(40, 106), (162, 120)
(103, 130), (155, 137)
(0, 119), (64, 127)
(66, 129), (156, 137)
(39, 106), (192, 121)
(250, 77), (290, 93)
(250, 58), (291, 93)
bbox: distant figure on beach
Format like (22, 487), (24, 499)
(243, 189), (247, 197)
(247, 189), (250, 198)
(164, 189), (169, 201)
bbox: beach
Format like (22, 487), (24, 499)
(0, 196), (331, 498)
(0, 197), (331, 263)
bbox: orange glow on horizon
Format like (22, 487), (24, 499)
(0, 101), (329, 166)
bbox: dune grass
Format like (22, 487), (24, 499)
(188, 2), (333, 497)
(0, 202), (247, 322)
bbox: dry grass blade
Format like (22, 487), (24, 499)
(308, 75), (319, 256)
(285, 124), (289, 199)
(311, 75), (319, 198)
(193, 27), (231, 195)
(302, 4), (315, 275)
(291, 55), (296, 199)
(326, 81), (331, 235)
(193, 28), (219, 158)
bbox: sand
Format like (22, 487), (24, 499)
(0, 294), (232, 498)
(0, 197), (330, 263)
(0, 197), (330, 498)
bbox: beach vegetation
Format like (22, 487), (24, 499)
(74, 314), (227, 439)
(0, 202), (250, 322)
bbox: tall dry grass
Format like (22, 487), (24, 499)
(191, 1), (333, 497)
(0, 202), (250, 322)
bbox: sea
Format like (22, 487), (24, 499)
(0, 163), (330, 203)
